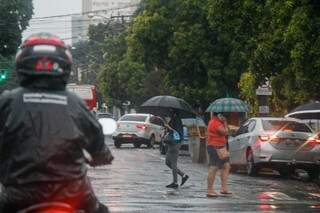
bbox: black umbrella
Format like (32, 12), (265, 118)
(285, 101), (320, 119)
(139, 95), (196, 119)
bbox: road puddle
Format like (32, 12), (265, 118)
(257, 192), (297, 201)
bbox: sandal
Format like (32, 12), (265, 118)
(220, 191), (232, 195)
(206, 192), (218, 198)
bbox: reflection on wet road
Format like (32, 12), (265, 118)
(88, 139), (320, 212)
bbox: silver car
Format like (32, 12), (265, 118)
(228, 117), (320, 180)
(112, 113), (165, 148)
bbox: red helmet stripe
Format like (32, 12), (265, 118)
(22, 36), (66, 48)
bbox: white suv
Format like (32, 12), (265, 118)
(112, 113), (165, 148)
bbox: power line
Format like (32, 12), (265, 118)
(22, 26), (88, 31)
(31, 4), (139, 20)
(0, 15), (132, 27)
(0, 17), (118, 26)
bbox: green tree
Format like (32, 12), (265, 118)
(97, 0), (320, 115)
(98, 27), (131, 108)
(0, 55), (17, 93)
(0, 0), (33, 56)
(126, 0), (264, 108)
(126, 0), (215, 108)
(238, 71), (258, 116)
(71, 40), (104, 85)
(0, 0), (33, 92)
(250, 0), (320, 111)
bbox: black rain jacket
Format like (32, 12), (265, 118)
(0, 77), (113, 207)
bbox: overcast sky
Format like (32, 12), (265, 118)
(23, 0), (82, 44)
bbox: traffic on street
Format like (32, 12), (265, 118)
(1, 1), (320, 213)
(90, 137), (320, 212)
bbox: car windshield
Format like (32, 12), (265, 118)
(120, 115), (147, 122)
(262, 120), (312, 133)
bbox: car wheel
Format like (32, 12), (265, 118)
(246, 149), (259, 176)
(134, 142), (141, 148)
(306, 167), (319, 181)
(278, 168), (293, 178)
(147, 135), (155, 148)
(114, 140), (121, 148)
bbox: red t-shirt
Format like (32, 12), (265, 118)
(207, 117), (226, 146)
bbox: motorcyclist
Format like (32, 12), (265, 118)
(0, 33), (114, 212)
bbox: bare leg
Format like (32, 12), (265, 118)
(207, 165), (219, 194)
(220, 163), (231, 192)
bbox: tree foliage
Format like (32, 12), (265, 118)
(0, 0), (33, 93)
(97, 22), (142, 108)
(0, 55), (17, 93)
(96, 0), (320, 114)
(0, 0), (33, 57)
(250, 0), (320, 112)
(238, 71), (258, 116)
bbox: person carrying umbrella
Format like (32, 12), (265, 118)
(204, 97), (248, 197)
(164, 110), (189, 189)
(206, 112), (231, 197)
(140, 96), (195, 188)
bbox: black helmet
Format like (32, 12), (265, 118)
(15, 33), (72, 77)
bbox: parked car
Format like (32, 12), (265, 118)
(228, 117), (320, 180)
(112, 113), (165, 148)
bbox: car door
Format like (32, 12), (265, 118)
(156, 117), (166, 142)
(229, 120), (251, 165)
(238, 120), (257, 164)
(149, 116), (165, 142)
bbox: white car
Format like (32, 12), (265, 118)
(112, 113), (165, 148)
(228, 117), (320, 180)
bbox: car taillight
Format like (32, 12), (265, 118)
(258, 135), (270, 142)
(270, 135), (281, 143)
(136, 124), (147, 130)
(307, 136), (320, 146)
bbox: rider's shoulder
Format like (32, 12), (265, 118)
(0, 87), (24, 100)
(65, 90), (81, 100)
(65, 90), (87, 108)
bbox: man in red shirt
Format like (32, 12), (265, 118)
(206, 112), (231, 197)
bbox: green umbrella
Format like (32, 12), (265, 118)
(206, 98), (249, 112)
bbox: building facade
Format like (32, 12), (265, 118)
(82, 0), (140, 16)
(71, 15), (88, 45)
(71, 0), (139, 45)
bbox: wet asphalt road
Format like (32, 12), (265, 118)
(88, 137), (320, 213)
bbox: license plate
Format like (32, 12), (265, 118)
(122, 134), (132, 138)
(285, 139), (301, 147)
